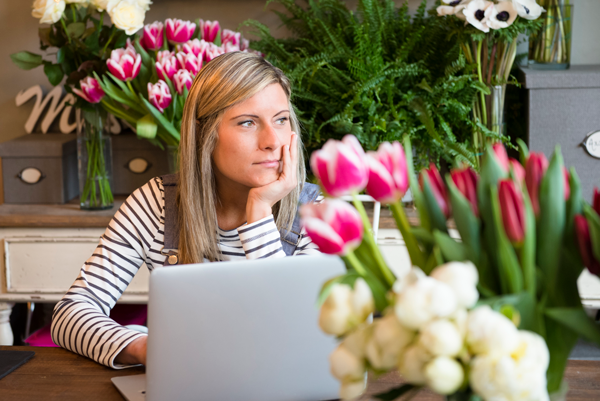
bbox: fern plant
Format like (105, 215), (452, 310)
(244, 0), (489, 169)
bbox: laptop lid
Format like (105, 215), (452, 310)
(145, 254), (345, 401)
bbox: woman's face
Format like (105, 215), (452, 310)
(212, 83), (293, 190)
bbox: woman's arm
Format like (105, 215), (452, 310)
(51, 177), (165, 368)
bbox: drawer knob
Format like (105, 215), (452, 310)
(583, 131), (600, 159)
(18, 167), (45, 184)
(127, 157), (151, 174)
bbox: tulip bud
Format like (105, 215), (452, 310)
(223, 41), (240, 53)
(141, 21), (164, 51)
(165, 18), (196, 45)
(300, 199), (363, 256)
(563, 167), (571, 201)
(176, 52), (202, 75)
(420, 164), (450, 218)
(310, 135), (368, 197)
(424, 356), (464, 395)
(594, 188), (600, 216)
(201, 20), (221, 43)
(72, 77), (105, 104)
(147, 80), (172, 113)
(182, 38), (209, 58)
(492, 142), (510, 172)
(221, 28), (241, 46)
(450, 167), (478, 216)
(365, 142), (409, 203)
(509, 158), (525, 185)
(574, 215), (600, 276)
(241, 38), (250, 51)
(498, 179), (526, 245)
(155, 53), (178, 81)
(204, 42), (225, 62)
(173, 69), (193, 95)
(107, 47), (142, 82)
(525, 152), (548, 217)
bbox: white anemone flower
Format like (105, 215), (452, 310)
(437, 0), (472, 20)
(512, 0), (545, 20)
(463, 0), (493, 33)
(487, 1), (518, 29)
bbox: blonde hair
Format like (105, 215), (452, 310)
(177, 52), (306, 264)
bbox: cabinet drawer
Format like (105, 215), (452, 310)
(4, 237), (149, 294)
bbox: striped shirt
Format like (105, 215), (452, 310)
(51, 177), (322, 368)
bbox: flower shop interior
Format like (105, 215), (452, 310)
(3, 0), (600, 400)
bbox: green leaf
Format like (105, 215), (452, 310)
(141, 96), (181, 141)
(517, 138), (529, 164)
(584, 204), (600, 263)
(136, 114), (158, 139)
(545, 316), (578, 392)
(403, 135), (431, 232)
(446, 175), (481, 263)
(10, 51), (43, 70)
(66, 22), (86, 38)
(57, 47), (66, 64)
(214, 29), (222, 46)
(433, 230), (468, 262)
(565, 168), (583, 252)
(43, 63), (64, 86)
(420, 172), (448, 235)
(477, 291), (537, 331)
(521, 187), (536, 299)
(316, 272), (360, 307)
(546, 308), (600, 346)
(134, 37), (153, 69)
(374, 384), (417, 401)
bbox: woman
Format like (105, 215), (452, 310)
(51, 52), (322, 368)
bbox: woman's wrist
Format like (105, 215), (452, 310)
(115, 335), (147, 366)
(246, 196), (273, 225)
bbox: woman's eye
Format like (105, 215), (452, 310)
(276, 117), (289, 125)
(239, 120), (254, 127)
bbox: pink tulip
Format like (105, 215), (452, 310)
(575, 215), (600, 276)
(241, 38), (250, 51)
(222, 29), (241, 46)
(594, 188), (600, 216)
(310, 135), (369, 197)
(72, 77), (105, 104)
(176, 52), (202, 75)
(204, 43), (224, 62)
(300, 199), (363, 256)
(141, 21), (164, 51)
(492, 142), (509, 172)
(525, 152), (548, 217)
(147, 80), (172, 113)
(156, 50), (174, 63)
(223, 42), (240, 53)
(182, 38), (209, 58)
(107, 47), (141, 82)
(509, 158), (525, 185)
(155, 54), (178, 82)
(499, 179), (526, 245)
(451, 167), (479, 216)
(419, 164), (450, 218)
(563, 167), (571, 201)
(201, 20), (220, 43)
(173, 69), (193, 95)
(165, 18), (196, 45)
(364, 142), (409, 204)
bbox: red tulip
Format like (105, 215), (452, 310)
(451, 167), (479, 216)
(498, 179), (526, 245)
(574, 215), (600, 276)
(509, 158), (525, 185)
(525, 152), (548, 217)
(492, 143), (509, 172)
(364, 142), (409, 203)
(165, 18), (196, 45)
(107, 47), (141, 82)
(141, 22), (164, 51)
(72, 77), (105, 104)
(563, 168), (571, 201)
(594, 188), (600, 216)
(420, 163), (450, 218)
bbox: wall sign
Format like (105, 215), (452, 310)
(582, 131), (600, 159)
(16, 85), (121, 135)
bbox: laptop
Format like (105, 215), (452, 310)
(112, 254), (345, 401)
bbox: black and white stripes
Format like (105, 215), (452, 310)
(51, 177), (321, 368)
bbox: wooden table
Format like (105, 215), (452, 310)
(2, 346), (600, 401)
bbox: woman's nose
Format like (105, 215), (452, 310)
(258, 124), (282, 151)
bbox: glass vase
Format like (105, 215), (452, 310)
(528, 5), (573, 70)
(472, 84), (506, 165)
(77, 107), (114, 210)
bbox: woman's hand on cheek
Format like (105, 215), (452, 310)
(246, 133), (298, 224)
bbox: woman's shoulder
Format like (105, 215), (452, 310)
(122, 176), (167, 218)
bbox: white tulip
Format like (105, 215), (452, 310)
(486, 1), (518, 29)
(365, 313), (415, 371)
(32, 0), (66, 24)
(470, 331), (550, 401)
(466, 305), (519, 356)
(419, 319), (463, 357)
(430, 261), (479, 309)
(512, 0), (545, 20)
(394, 269), (458, 330)
(463, 0), (493, 32)
(106, 0), (146, 35)
(437, 0), (471, 20)
(319, 279), (374, 336)
(424, 356), (465, 395)
(398, 343), (431, 385)
(339, 379), (366, 400)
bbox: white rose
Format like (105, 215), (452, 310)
(365, 313), (415, 371)
(419, 319), (463, 357)
(32, 0), (66, 24)
(107, 0), (146, 35)
(319, 279), (374, 336)
(430, 261), (479, 309)
(466, 305), (519, 356)
(394, 268), (458, 330)
(66, 0), (90, 4)
(330, 328), (369, 382)
(424, 356), (465, 395)
(470, 331), (549, 401)
(351, 278), (375, 322)
(91, 0), (110, 11)
(398, 343), (431, 385)
(339, 379), (366, 400)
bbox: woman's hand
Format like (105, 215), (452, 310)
(246, 133), (298, 224)
(115, 335), (147, 366)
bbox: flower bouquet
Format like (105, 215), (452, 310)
(436, 0), (544, 167)
(301, 135), (600, 400)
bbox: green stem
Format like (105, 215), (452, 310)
(98, 11), (104, 31)
(60, 17), (72, 44)
(102, 27), (117, 55)
(476, 40), (488, 127)
(126, 80), (135, 95)
(351, 192), (396, 287)
(390, 202), (425, 269)
(343, 251), (368, 277)
(71, 4), (76, 22)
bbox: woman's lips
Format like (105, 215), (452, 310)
(255, 160), (280, 168)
